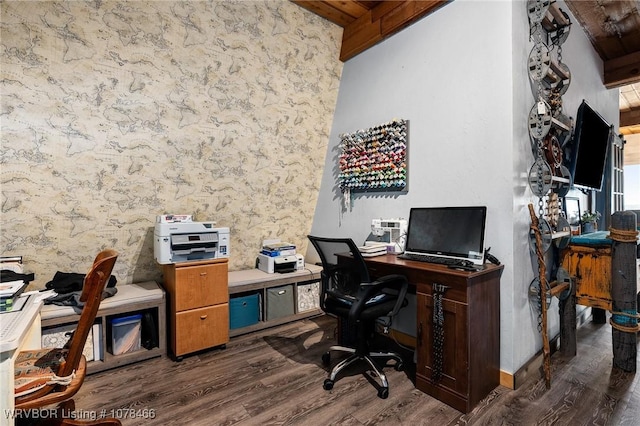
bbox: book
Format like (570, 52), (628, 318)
(0, 280), (26, 297)
(260, 248), (296, 257)
(0, 292), (28, 312)
(92, 323), (102, 361)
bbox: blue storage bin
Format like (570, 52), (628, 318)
(230, 293), (260, 329)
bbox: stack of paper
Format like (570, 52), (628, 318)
(358, 242), (388, 257)
(261, 240), (296, 257)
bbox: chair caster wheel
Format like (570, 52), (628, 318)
(394, 361), (404, 371)
(322, 352), (331, 366)
(378, 387), (389, 399)
(323, 379), (334, 390)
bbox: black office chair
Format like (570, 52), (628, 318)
(307, 235), (409, 399)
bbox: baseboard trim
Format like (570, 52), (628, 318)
(499, 370), (515, 389)
(500, 307), (594, 390)
(501, 334), (561, 390)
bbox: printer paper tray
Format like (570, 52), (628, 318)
(172, 247), (216, 256)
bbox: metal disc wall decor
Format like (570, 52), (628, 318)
(553, 62), (571, 95)
(528, 277), (551, 310)
(528, 158), (553, 197)
(554, 216), (571, 249)
(554, 113), (573, 146)
(555, 267), (573, 300)
(528, 44), (551, 82)
(543, 134), (562, 169)
(529, 217), (552, 254)
(553, 165), (571, 197)
(549, 14), (571, 45)
(526, 0), (573, 390)
(541, 64), (571, 98)
(528, 102), (552, 140)
(527, 0), (550, 24)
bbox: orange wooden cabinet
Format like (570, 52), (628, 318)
(162, 259), (229, 359)
(560, 245), (612, 310)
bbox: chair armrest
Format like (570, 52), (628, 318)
(348, 274), (408, 322)
(375, 274), (409, 318)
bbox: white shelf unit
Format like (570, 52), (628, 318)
(40, 281), (166, 374)
(227, 264), (323, 337)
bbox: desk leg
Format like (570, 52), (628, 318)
(592, 308), (606, 324)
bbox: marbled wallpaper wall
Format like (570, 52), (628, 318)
(1, 1), (342, 288)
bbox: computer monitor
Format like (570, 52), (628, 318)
(403, 206), (487, 265)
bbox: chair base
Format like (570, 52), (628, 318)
(322, 345), (404, 399)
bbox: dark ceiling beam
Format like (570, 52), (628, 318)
(291, 1), (365, 27)
(621, 107), (640, 127)
(604, 52), (640, 89)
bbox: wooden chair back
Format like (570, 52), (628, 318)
(59, 249), (118, 378)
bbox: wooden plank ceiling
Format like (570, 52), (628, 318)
(291, 1), (450, 61)
(292, 0), (640, 135)
(564, 0), (640, 136)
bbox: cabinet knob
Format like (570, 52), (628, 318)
(200, 315), (208, 320)
(200, 272), (207, 276)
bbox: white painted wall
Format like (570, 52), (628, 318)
(309, 0), (618, 375)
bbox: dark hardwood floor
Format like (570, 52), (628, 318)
(74, 314), (639, 425)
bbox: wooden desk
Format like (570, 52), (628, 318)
(361, 254), (504, 413)
(0, 294), (44, 426)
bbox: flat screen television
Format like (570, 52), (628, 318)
(568, 100), (612, 191)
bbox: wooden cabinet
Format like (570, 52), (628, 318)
(415, 267), (502, 413)
(416, 290), (469, 404)
(560, 244), (612, 310)
(162, 259), (229, 359)
(363, 254), (503, 413)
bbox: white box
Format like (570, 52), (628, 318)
(42, 323), (97, 362)
(297, 281), (320, 312)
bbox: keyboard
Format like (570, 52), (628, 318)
(397, 253), (473, 267)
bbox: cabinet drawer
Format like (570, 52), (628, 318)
(174, 263), (228, 311)
(174, 304), (229, 356)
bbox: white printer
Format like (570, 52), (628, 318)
(257, 253), (303, 274)
(154, 215), (230, 264)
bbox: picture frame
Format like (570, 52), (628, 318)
(564, 197), (581, 225)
